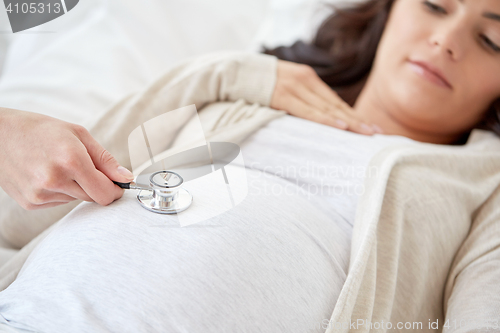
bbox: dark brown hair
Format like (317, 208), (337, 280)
(263, 0), (500, 142)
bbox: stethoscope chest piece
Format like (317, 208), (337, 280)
(137, 171), (193, 214)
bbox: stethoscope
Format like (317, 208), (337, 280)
(112, 141), (241, 215)
(114, 170), (193, 214)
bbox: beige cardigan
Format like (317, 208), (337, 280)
(0, 51), (499, 332)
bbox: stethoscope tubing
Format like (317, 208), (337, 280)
(113, 181), (150, 191)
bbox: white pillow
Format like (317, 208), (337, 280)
(247, 0), (366, 52)
(0, 0), (269, 125)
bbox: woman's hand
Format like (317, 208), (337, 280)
(270, 60), (383, 135)
(0, 108), (135, 210)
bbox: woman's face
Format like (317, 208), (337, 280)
(370, 0), (500, 136)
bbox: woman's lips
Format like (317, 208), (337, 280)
(407, 60), (453, 89)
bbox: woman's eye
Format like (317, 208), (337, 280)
(422, 1), (447, 14)
(481, 35), (500, 53)
(421, 1), (500, 54)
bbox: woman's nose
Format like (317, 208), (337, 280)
(428, 20), (467, 61)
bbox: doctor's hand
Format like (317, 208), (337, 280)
(0, 108), (135, 210)
(270, 60), (383, 135)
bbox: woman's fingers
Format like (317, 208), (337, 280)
(291, 82), (333, 113)
(307, 74), (352, 110)
(286, 87), (375, 135)
(299, 70), (381, 134)
(271, 60), (384, 135)
(331, 109), (376, 135)
(285, 95), (348, 129)
(290, 84), (376, 135)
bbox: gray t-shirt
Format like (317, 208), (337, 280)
(0, 115), (417, 333)
(239, 115), (416, 225)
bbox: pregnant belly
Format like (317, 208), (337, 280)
(0, 169), (352, 333)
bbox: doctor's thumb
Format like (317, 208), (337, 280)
(74, 126), (134, 183)
(104, 153), (134, 183)
(93, 148), (134, 183)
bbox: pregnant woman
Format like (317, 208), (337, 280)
(1, 0), (500, 332)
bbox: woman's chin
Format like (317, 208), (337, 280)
(390, 78), (452, 110)
(383, 84), (450, 125)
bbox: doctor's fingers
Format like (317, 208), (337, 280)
(22, 181), (97, 208)
(24, 190), (77, 206)
(72, 152), (125, 206)
(74, 167), (124, 206)
(73, 126), (134, 184)
(53, 180), (94, 202)
(24, 201), (73, 211)
(5, 184), (75, 211)
(26, 172), (94, 205)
